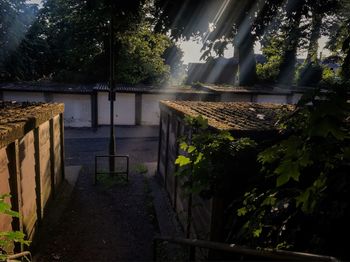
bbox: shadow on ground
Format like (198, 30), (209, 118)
(33, 128), (182, 262)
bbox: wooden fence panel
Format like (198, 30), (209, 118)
(18, 131), (37, 240)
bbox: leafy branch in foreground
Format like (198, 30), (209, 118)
(0, 194), (30, 261)
(235, 84), (350, 256)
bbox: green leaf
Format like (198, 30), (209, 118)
(175, 155), (191, 167)
(187, 145), (196, 153)
(179, 142), (188, 151)
(253, 227), (262, 238)
(262, 195), (277, 206)
(194, 152), (204, 165)
(295, 189), (311, 213)
(237, 207), (247, 216)
(275, 161), (300, 187)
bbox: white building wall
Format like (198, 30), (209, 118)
(97, 92), (135, 125)
(141, 94), (176, 125)
(256, 95), (287, 104)
(220, 93), (252, 102)
(3, 91), (45, 102)
(53, 94), (91, 127)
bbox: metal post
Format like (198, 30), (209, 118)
(109, 6), (116, 173)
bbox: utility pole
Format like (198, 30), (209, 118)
(109, 4), (116, 173)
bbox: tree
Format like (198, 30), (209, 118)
(0, 0), (38, 80)
(115, 24), (171, 85)
(326, 0), (350, 80)
(1, 0), (176, 85)
(154, 0), (284, 86)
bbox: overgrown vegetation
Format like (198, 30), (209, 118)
(0, 194), (30, 261)
(175, 83), (350, 258)
(175, 115), (257, 199)
(231, 84), (350, 256)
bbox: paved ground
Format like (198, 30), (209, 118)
(33, 126), (182, 262)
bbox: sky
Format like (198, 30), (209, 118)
(27, 0), (43, 8)
(26, 0), (331, 65)
(179, 37), (330, 64)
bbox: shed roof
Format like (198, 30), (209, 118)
(0, 101), (64, 149)
(160, 101), (294, 133)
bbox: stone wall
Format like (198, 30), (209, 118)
(0, 102), (64, 252)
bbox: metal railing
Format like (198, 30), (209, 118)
(94, 155), (129, 184)
(153, 236), (339, 262)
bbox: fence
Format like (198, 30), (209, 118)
(0, 102), (65, 253)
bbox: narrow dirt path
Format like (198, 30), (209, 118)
(35, 169), (155, 261)
(34, 136), (179, 261)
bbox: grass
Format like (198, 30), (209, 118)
(133, 163), (148, 174)
(97, 172), (128, 188)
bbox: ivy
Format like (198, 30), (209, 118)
(175, 116), (256, 198)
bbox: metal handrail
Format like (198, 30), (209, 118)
(153, 236), (339, 261)
(95, 155), (129, 184)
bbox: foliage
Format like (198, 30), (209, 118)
(256, 56), (281, 83)
(0, 194), (30, 261)
(154, 0), (286, 86)
(116, 24), (170, 85)
(0, 0), (38, 79)
(133, 163), (148, 174)
(296, 62), (323, 86)
(163, 43), (186, 85)
(232, 84), (350, 257)
(325, 0), (350, 81)
(1, 0), (177, 85)
(175, 116), (256, 198)
(321, 67), (338, 85)
(97, 173), (127, 188)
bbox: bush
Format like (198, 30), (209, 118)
(256, 55), (281, 83)
(296, 62), (323, 86)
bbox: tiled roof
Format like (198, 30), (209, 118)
(0, 82), (94, 93)
(0, 101), (64, 148)
(160, 101), (294, 132)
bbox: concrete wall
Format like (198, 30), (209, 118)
(0, 111), (64, 251)
(1, 90), (303, 127)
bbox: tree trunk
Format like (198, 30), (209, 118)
(277, 4), (303, 85)
(234, 24), (256, 86)
(306, 12), (322, 63)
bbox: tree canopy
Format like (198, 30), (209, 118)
(0, 0), (181, 85)
(1, 0), (350, 86)
(154, 0), (350, 86)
